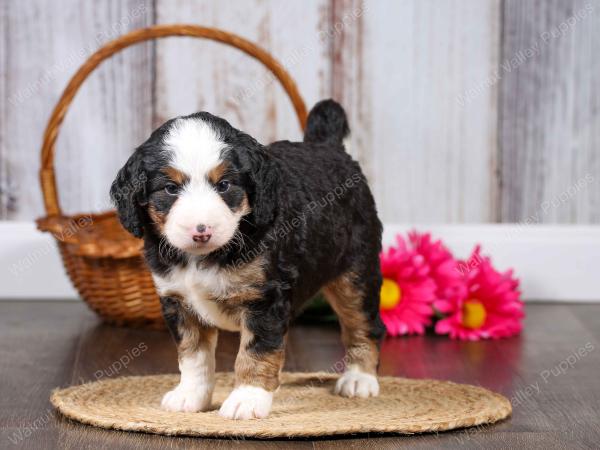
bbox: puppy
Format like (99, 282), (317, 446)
(111, 99), (385, 419)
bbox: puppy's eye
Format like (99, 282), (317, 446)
(216, 180), (230, 193)
(164, 183), (180, 196)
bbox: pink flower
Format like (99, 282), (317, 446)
(434, 246), (524, 340)
(379, 235), (437, 336)
(408, 231), (467, 303)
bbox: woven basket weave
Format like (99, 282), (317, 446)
(36, 25), (307, 329)
(51, 372), (512, 438)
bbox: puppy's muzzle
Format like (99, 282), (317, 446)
(192, 224), (212, 243)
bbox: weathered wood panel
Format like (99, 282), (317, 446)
(1, 0), (599, 225)
(0, 0), (154, 220)
(154, 0), (331, 145)
(331, 0), (373, 181)
(500, 0), (600, 223)
(334, 0), (502, 223)
(0, 2), (11, 217)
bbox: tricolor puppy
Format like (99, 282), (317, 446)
(110, 99), (385, 419)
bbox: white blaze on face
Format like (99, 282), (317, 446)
(162, 118), (239, 255)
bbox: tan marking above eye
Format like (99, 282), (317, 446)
(163, 167), (189, 185)
(207, 161), (230, 185)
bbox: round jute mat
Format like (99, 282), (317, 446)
(51, 372), (511, 438)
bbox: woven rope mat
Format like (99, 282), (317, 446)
(51, 372), (511, 438)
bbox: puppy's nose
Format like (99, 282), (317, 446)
(192, 224), (212, 243)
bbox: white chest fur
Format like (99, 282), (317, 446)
(153, 264), (243, 332)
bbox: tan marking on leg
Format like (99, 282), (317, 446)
(323, 272), (379, 375)
(234, 320), (285, 392)
(161, 297), (217, 413)
(176, 301), (218, 361)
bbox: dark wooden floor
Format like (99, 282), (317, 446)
(1, 301), (599, 449)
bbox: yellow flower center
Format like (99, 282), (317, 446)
(380, 278), (402, 310)
(462, 299), (486, 329)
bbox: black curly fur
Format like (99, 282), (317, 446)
(304, 99), (350, 145)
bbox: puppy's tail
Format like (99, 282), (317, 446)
(304, 99), (349, 146)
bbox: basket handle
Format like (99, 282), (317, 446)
(40, 24), (308, 217)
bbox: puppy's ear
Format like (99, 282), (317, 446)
(248, 145), (279, 227)
(110, 150), (148, 238)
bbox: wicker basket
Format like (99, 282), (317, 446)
(36, 24), (307, 329)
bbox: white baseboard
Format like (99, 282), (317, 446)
(384, 225), (600, 302)
(0, 222), (78, 299)
(0, 222), (599, 301)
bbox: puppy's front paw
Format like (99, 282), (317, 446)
(218, 385), (273, 420)
(334, 369), (379, 398)
(161, 384), (213, 413)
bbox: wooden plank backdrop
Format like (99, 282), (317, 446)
(335, 0), (502, 223)
(1, 0), (154, 218)
(500, 0), (600, 224)
(154, 0), (330, 142)
(0, 0), (598, 224)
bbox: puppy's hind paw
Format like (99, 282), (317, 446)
(334, 369), (379, 398)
